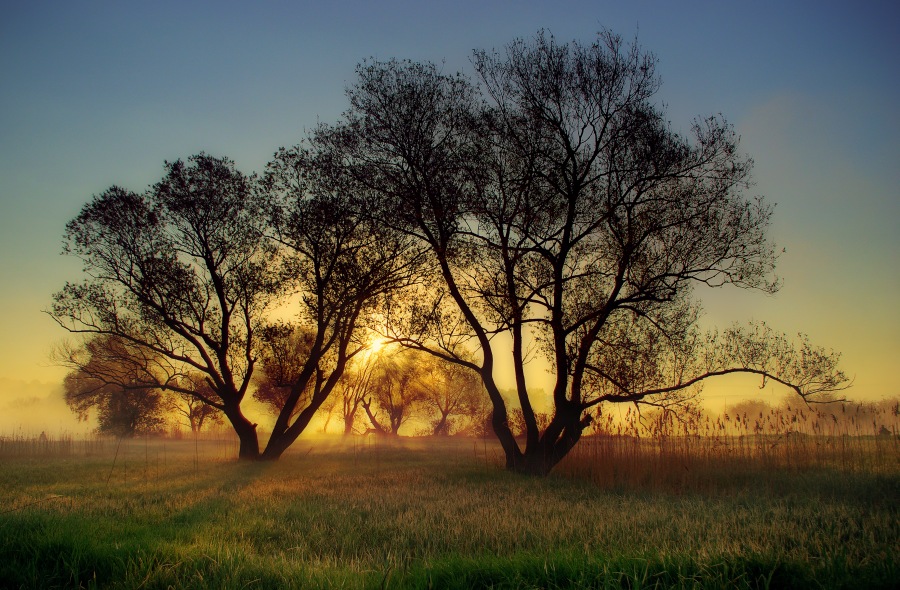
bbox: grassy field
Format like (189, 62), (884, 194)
(0, 434), (897, 589)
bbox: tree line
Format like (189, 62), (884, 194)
(49, 29), (848, 475)
(56, 334), (485, 439)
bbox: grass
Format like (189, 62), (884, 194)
(0, 434), (897, 589)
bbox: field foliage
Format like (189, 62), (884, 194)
(1, 402), (897, 589)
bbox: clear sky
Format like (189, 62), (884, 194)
(1, 0), (897, 432)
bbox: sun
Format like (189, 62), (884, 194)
(361, 336), (388, 362)
(368, 336), (387, 354)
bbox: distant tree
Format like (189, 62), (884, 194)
(361, 350), (429, 435)
(417, 352), (484, 436)
(167, 374), (224, 433)
(328, 30), (849, 474)
(333, 349), (380, 435)
(94, 389), (166, 437)
(59, 335), (166, 437)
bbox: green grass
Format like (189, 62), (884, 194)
(0, 437), (897, 589)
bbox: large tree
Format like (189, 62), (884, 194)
(328, 30), (848, 474)
(256, 145), (426, 457)
(51, 151), (422, 460)
(51, 154), (277, 457)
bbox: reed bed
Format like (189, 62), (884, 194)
(558, 399), (900, 492)
(0, 431), (107, 458)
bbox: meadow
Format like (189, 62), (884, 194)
(0, 413), (897, 589)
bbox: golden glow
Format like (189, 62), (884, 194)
(369, 337), (387, 354)
(360, 336), (388, 363)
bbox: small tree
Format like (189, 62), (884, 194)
(167, 374), (223, 433)
(361, 350), (429, 435)
(59, 335), (167, 437)
(334, 349), (380, 435)
(418, 353), (483, 436)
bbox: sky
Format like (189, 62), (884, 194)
(1, 0), (897, 433)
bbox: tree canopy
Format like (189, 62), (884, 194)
(50, 30), (848, 473)
(50, 153), (421, 459)
(323, 30), (848, 474)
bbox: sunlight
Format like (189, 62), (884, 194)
(369, 336), (387, 354)
(360, 336), (388, 362)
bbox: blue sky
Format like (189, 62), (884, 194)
(1, 0), (897, 430)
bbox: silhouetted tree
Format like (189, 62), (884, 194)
(51, 151), (423, 460)
(51, 155), (276, 458)
(329, 30), (848, 474)
(256, 146), (426, 457)
(60, 335), (166, 437)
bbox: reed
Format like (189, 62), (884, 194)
(0, 430), (106, 458)
(557, 399), (900, 492)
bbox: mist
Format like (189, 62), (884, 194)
(0, 377), (90, 434)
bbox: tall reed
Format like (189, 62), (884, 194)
(557, 398), (900, 491)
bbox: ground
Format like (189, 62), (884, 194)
(0, 435), (897, 589)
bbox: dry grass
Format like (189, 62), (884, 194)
(0, 401), (897, 588)
(556, 399), (900, 491)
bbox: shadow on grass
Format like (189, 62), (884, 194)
(0, 459), (277, 589)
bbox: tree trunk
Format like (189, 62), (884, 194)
(504, 439), (576, 476)
(506, 449), (555, 476)
(432, 412), (450, 436)
(224, 406), (260, 460)
(361, 399), (389, 435)
(503, 403), (585, 476)
(261, 431), (292, 460)
(236, 432), (260, 460)
(343, 413), (356, 435)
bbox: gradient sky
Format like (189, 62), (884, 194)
(1, 0), (897, 432)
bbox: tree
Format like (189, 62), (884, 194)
(417, 351), (484, 436)
(332, 346), (380, 435)
(328, 30), (848, 474)
(361, 349), (429, 435)
(167, 374), (224, 433)
(255, 145), (426, 457)
(51, 154), (280, 458)
(59, 335), (167, 437)
(51, 148), (422, 460)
